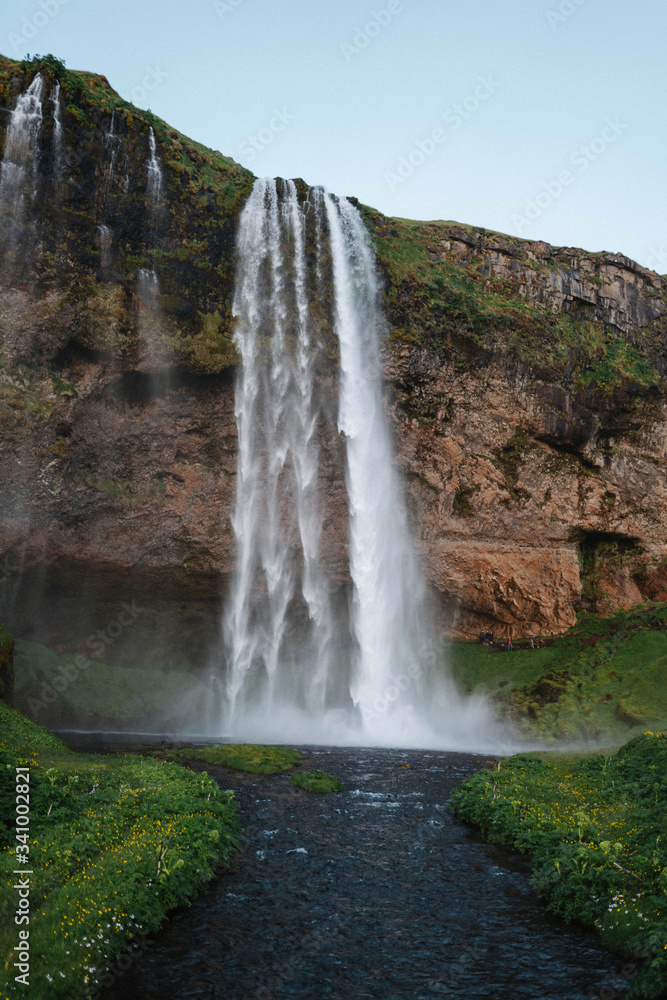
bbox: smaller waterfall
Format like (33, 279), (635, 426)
(97, 224), (112, 271)
(0, 73), (45, 223)
(139, 130), (166, 375)
(146, 127), (163, 208)
(99, 109), (120, 219)
(50, 81), (64, 180)
(135, 266), (170, 388)
(137, 267), (160, 307)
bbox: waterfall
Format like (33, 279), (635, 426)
(102, 110), (119, 197)
(146, 126), (163, 231)
(97, 224), (112, 271)
(222, 178), (499, 749)
(0, 73), (45, 233)
(224, 178), (334, 722)
(136, 129), (166, 376)
(50, 81), (64, 179)
(323, 194), (425, 730)
(137, 266), (160, 306)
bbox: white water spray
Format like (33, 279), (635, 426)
(222, 178), (502, 750)
(98, 224), (112, 271)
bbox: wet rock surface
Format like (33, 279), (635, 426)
(68, 738), (633, 1000)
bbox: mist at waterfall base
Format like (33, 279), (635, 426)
(211, 177), (504, 753)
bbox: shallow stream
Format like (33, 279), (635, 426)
(65, 736), (632, 1000)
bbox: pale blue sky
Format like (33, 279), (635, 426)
(1, 0), (665, 269)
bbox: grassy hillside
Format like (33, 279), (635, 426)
(448, 603), (667, 743)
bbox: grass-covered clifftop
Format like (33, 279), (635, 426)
(1, 52), (665, 394)
(363, 207), (666, 400)
(0, 53), (254, 374)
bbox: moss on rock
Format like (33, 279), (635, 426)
(289, 768), (343, 793)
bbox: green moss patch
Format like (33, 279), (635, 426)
(0, 702), (240, 1000)
(185, 744), (303, 774)
(289, 769), (343, 793)
(447, 603), (667, 743)
(451, 731), (667, 998)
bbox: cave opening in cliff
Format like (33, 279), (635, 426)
(575, 530), (642, 612)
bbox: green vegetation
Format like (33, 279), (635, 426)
(448, 604), (667, 743)
(13, 640), (212, 730)
(180, 744), (303, 774)
(0, 702), (240, 1000)
(3, 54), (251, 207)
(289, 769), (343, 793)
(450, 732), (667, 998)
(155, 745), (344, 790)
(361, 208), (663, 397)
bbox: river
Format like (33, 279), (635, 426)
(64, 737), (633, 1000)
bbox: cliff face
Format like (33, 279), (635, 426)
(1, 55), (666, 650)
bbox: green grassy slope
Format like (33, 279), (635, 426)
(447, 603), (667, 743)
(451, 732), (667, 998)
(0, 702), (240, 1000)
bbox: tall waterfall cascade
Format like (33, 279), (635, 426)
(222, 177), (497, 749)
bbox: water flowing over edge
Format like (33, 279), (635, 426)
(216, 177), (508, 752)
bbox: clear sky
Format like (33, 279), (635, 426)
(1, 0), (664, 270)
